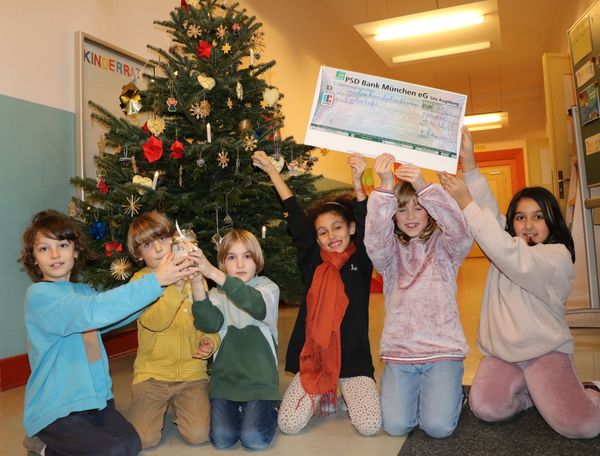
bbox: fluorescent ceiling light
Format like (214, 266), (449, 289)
(392, 41), (490, 63)
(464, 111), (508, 131)
(375, 12), (484, 41)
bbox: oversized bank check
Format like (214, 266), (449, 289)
(304, 66), (467, 173)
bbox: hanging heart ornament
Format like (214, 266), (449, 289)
(268, 154), (285, 173)
(197, 74), (216, 91)
(262, 88), (280, 107)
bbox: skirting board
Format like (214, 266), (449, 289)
(0, 327), (138, 391)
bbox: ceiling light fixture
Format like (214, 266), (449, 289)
(392, 41), (491, 64)
(375, 12), (484, 41)
(464, 111), (508, 131)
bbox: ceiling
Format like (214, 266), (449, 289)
(318, 0), (580, 142)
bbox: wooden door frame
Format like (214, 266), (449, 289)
(460, 148), (526, 194)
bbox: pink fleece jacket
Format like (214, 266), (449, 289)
(365, 184), (472, 363)
(462, 169), (574, 362)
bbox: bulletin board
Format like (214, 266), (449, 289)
(569, 6), (600, 187)
(75, 32), (151, 181)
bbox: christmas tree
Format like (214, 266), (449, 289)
(70, 0), (329, 301)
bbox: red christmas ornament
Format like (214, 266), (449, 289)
(143, 136), (164, 163)
(97, 179), (110, 194)
(105, 241), (123, 257)
(196, 40), (213, 59)
(170, 139), (184, 159)
(141, 122), (151, 135)
(180, 0), (189, 12)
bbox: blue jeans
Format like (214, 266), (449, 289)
(380, 360), (464, 438)
(209, 398), (277, 450)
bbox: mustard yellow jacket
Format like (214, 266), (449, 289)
(131, 268), (220, 384)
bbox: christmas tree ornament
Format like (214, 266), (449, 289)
(97, 179), (110, 194)
(110, 258), (132, 281)
(260, 99), (269, 109)
(187, 23), (202, 38)
(190, 100), (211, 119)
(226, 97), (233, 109)
(180, 0), (189, 12)
(196, 40), (213, 59)
(262, 88), (280, 107)
(123, 194), (142, 217)
(197, 74), (216, 91)
(273, 129), (282, 158)
(249, 49), (255, 67)
(196, 155), (206, 168)
(243, 135), (258, 151)
(132, 174), (153, 194)
(68, 201), (84, 220)
(173, 220), (200, 257)
(131, 155), (139, 174)
(235, 149), (240, 174)
(143, 136), (164, 163)
(236, 81), (243, 100)
(239, 119), (252, 134)
(170, 139), (184, 159)
(104, 241), (123, 257)
(319, 148), (329, 156)
(186, 138), (194, 144)
(179, 165), (183, 187)
(119, 82), (142, 115)
(147, 117), (166, 136)
(287, 160), (300, 176)
(217, 149), (230, 168)
(250, 30), (266, 54)
(232, 23), (241, 35)
(151, 171), (159, 190)
(206, 122), (212, 142)
(89, 221), (107, 240)
(268, 154), (285, 173)
(216, 24), (227, 39)
(221, 42), (231, 54)
(211, 206), (222, 250)
(166, 97), (178, 112)
(119, 145), (132, 162)
(223, 191), (234, 228)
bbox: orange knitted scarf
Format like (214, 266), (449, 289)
(299, 242), (356, 401)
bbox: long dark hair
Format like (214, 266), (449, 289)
(505, 187), (575, 262)
(306, 194), (356, 228)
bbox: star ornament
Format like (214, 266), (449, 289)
(221, 42), (231, 54)
(243, 135), (258, 151)
(226, 97), (233, 109)
(196, 40), (213, 59)
(110, 258), (133, 281)
(216, 24), (227, 39)
(123, 194), (142, 217)
(217, 150), (230, 168)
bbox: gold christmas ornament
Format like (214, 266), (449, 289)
(236, 81), (243, 100)
(190, 100), (211, 119)
(239, 119), (252, 133)
(110, 258), (133, 281)
(197, 74), (216, 91)
(187, 23), (202, 38)
(216, 24), (227, 39)
(226, 97), (234, 109)
(132, 175), (153, 194)
(221, 42), (231, 54)
(119, 82), (142, 115)
(147, 117), (165, 136)
(243, 135), (258, 151)
(122, 194), (141, 217)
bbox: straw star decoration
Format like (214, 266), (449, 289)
(221, 42), (231, 54)
(110, 258), (133, 281)
(122, 194), (141, 217)
(243, 135), (258, 151)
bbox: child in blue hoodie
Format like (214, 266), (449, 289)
(19, 210), (195, 456)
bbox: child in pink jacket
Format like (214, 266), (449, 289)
(365, 155), (472, 438)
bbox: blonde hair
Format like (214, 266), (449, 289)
(394, 181), (437, 244)
(217, 229), (264, 274)
(127, 212), (175, 261)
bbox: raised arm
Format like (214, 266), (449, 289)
(252, 150), (293, 201)
(347, 153), (367, 202)
(364, 153), (398, 272)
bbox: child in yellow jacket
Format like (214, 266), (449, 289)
(126, 212), (219, 448)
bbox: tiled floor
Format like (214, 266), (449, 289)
(2, 257), (599, 455)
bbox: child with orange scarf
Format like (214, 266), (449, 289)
(252, 151), (381, 436)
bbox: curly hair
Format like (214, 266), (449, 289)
(305, 193), (356, 228)
(19, 210), (89, 282)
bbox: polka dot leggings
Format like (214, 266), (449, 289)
(277, 373), (382, 436)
